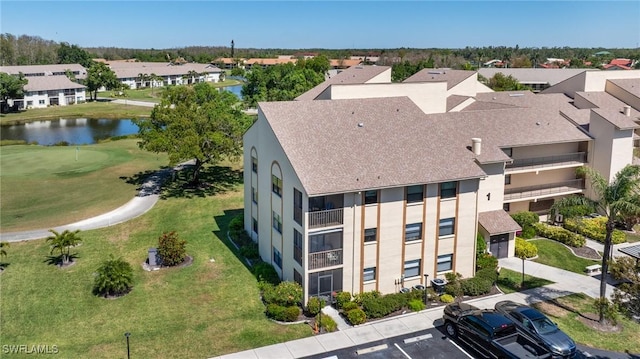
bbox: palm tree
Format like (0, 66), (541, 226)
(46, 229), (82, 265)
(551, 164), (640, 323)
(0, 241), (9, 260)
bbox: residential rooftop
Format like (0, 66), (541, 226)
(24, 75), (86, 92)
(404, 69), (476, 90)
(295, 65), (391, 101)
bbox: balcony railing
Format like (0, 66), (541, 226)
(505, 152), (587, 172)
(504, 179), (585, 201)
(308, 208), (343, 229)
(308, 249), (343, 270)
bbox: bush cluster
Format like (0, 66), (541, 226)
(476, 253), (498, 270)
(564, 217), (626, 244)
(361, 292), (407, 319)
(262, 281), (303, 322)
(511, 211), (539, 239)
(533, 222), (586, 247)
(157, 231), (186, 266)
(253, 262), (280, 285)
(408, 299), (425, 312)
(335, 291), (352, 309)
(317, 313), (338, 332)
(460, 268), (498, 296)
(515, 237), (538, 258)
(346, 308), (367, 325)
(229, 215), (259, 262)
(305, 296), (324, 316)
(440, 294), (454, 303)
(266, 303), (300, 322)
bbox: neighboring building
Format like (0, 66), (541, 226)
(1, 64), (87, 110)
(478, 68), (595, 93)
(105, 61), (222, 89)
(244, 66), (640, 302)
(0, 64), (87, 79)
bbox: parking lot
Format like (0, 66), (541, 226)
(301, 327), (474, 359)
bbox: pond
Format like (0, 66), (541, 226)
(1, 118), (139, 145)
(222, 84), (243, 99)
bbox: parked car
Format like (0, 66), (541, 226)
(443, 302), (551, 359)
(494, 300), (576, 358)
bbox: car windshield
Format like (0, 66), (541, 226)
(531, 317), (558, 335)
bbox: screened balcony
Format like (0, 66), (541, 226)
(308, 194), (344, 229)
(308, 230), (343, 270)
(504, 179), (585, 202)
(505, 152), (587, 173)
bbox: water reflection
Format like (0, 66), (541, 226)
(1, 118), (139, 145)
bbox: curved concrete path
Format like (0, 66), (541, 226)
(0, 167), (173, 242)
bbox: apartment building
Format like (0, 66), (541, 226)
(104, 61), (222, 89)
(243, 66), (640, 302)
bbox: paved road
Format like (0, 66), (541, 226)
(0, 167), (173, 242)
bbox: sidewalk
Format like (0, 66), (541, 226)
(209, 257), (614, 359)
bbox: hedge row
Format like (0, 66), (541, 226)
(563, 217), (626, 244)
(533, 222), (586, 247)
(515, 237), (538, 258)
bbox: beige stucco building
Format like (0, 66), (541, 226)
(243, 66), (640, 301)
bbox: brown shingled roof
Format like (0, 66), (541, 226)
(478, 210), (522, 235)
(403, 69), (475, 90)
(608, 78), (640, 97)
(258, 97), (487, 195)
(592, 108), (639, 130)
(447, 95), (471, 111)
(295, 65), (391, 101)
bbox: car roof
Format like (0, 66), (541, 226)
(516, 307), (546, 320)
(476, 311), (514, 329)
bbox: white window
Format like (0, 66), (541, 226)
(364, 228), (377, 243)
(405, 223), (422, 242)
(404, 259), (421, 278)
(363, 267), (376, 282)
(272, 211), (282, 233)
(38, 99), (45, 105)
(439, 218), (455, 237)
(437, 254), (453, 272)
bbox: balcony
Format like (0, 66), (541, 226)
(505, 152), (587, 173)
(308, 249), (343, 270)
(504, 179), (585, 202)
(308, 208), (343, 229)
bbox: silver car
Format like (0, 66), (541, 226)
(495, 300), (576, 358)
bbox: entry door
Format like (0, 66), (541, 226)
(318, 274), (333, 297)
(490, 234), (509, 258)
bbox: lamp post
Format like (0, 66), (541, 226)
(124, 332), (130, 359)
(423, 274), (429, 306)
(521, 256), (526, 289)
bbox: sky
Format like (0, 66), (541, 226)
(1, 1), (639, 50)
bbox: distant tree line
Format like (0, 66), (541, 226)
(3, 33), (639, 69)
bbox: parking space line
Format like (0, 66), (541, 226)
(446, 339), (475, 359)
(356, 344), (388, 355)
(403, 333), (433, 344)
(393, 343), (412, 359)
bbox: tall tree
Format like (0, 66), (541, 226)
(134, 83), (252, 183)
(551, 165), (640, 323)
(0, 72), (28, 111)
(85, 62), (119, 100)
(46, 229), (83, 265)
(57, 42), (93, 68)
(485, 73), (531, 91)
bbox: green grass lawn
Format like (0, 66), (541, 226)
(497, 268), (554, 294)
(0, 102), (152, 125)
(531, 238), (599, 274)
(98, 79), (244, 103)
(0, 188), (311, 358)
(534, 294), (640, 353)
(0, 139), (168, 232)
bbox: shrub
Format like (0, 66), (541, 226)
(564, 217), (626, 244)
(265, 304), (285, 321)
(229, 215), (244, 233)
(384, 292), (408, 311)
(342, 301), (358, 312)
(335, 291), (352, 309)
(306, 296), (325, 316)
(440, 294), (454, 303)
(533, 222), (586, 247)
(461, 277), (493, 296)
(353, 290), (381, 305)
(268, 281), (303, 306)
(93, 256), (134, 297)
(476, 233), (487, 257)
(511, 211), (540, 228)
(284, 306), (301, 322)
(317, 313), (337, 332)
(346, 308), (367, 325)
(475, 267), (499, 283)
(515, 237), (538, 258)
(476, 253), (498, 270)
(521, 226), (537, 239)
(157, 231), (186, 266)
(239, 242), (260, 260)
(253, 262), (280, 285)
(362, 295), (395, 319)
(408, 299), (425, 312)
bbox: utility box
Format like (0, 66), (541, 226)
(148, 248), (159, 266)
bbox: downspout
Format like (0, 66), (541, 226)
(352, 192), (357, 293)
